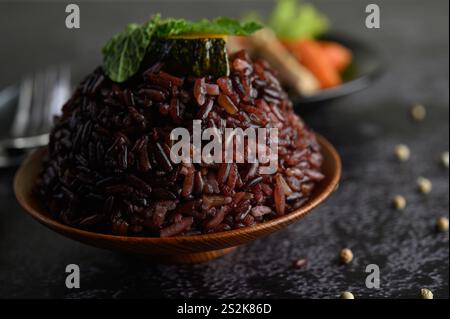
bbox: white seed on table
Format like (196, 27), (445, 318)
(410, 103), (427, 121)
(441, 151), (449, 169)
(339, 248), (354, 264)
(395, 144), (411, 162)
(420, 288), (434, 299)
(392, 195), (407, 210)
(340, 291), (355, 299)
(417, 177), (432, 194)
(436, 217), (449, 232)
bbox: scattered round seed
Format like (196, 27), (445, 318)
(395, 144), (411, 162)
(339, 248), (354, 264)
(419, 288), (433, 299)
(292, 258), (308, 269)
(417, 177), (433, 194)
(340, 291), (355, 299)
(392, 195), (407, 211)
(441, 151), (449, 169)
(436, 217), (449, 232)
(410, 103), (427, 122)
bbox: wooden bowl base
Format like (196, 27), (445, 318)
(137, 247), (237, 264)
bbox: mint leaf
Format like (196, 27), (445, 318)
(102, 16), (159, 83)
(269, 0), (329, 40)
(102, 15), (261, 83)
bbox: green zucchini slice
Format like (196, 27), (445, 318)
(147, 37), (230, 77)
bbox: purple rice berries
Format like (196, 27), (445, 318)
(36, 50), (324, 237)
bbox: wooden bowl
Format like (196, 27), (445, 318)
(14, 134), (341, 264)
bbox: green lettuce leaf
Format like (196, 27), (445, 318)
(269, 0), (329, 40)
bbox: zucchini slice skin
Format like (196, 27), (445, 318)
(147, 38), (230, 77)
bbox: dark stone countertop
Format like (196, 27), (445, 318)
(0, 0), (448, 299)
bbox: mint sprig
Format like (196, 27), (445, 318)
(102, 17), (159, 83)
(102, 15), (262, 83)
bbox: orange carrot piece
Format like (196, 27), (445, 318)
(319, 41), (352, 72)
(290, 39), (342, 89)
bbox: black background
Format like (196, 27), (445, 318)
(0, 0), (448, 299)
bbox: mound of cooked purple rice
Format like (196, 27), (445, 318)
(36, 50), (324, 237)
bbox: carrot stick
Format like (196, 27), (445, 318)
(290, 39), (342, 89)
(319, 41), (352, 72)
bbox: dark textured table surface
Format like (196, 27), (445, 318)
(0, 0), (448, 299)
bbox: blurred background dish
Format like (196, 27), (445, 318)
(228, 0), (383, 108)
(0, 65), (71, 167)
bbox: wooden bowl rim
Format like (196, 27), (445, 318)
(14, 134), (341, 244)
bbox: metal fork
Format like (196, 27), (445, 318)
(5, 65), (71, 149)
